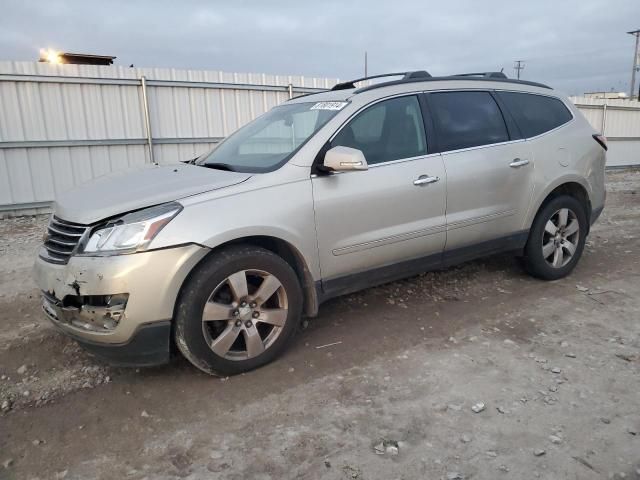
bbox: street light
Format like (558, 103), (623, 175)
(39, 48), (62, 64)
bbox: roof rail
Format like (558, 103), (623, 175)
(317, 69), (551, 97)
(353, 74), (552, 94)
(331, 70), (431, 91)
(453, 71), (508, 79)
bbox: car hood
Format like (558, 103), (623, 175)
(54, 164), (251, 225)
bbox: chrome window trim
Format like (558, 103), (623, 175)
(368, 152), (441, 168)
(521, 118), (575, 142)
(438, 138), (527, 156)
(311, 151), (441, 175)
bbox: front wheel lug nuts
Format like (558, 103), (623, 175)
(252, 311), (259, 318)
(240, 301), (247, 307)
(232, 310), (239, 317)
(235, 320), (242, 327)
(245, 321), (253, 328)
(250, 302), (257, 308)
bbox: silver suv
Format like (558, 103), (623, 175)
(34, 71), (607, 375)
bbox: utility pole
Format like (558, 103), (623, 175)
(628, 29), (640, 99)
(513, 60), (525, 80)
(364, 51), (368, 78)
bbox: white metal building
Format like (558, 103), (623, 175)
(568, 96), (640, 169)
(0, 62), (335, 214)
(0, 62), (638, 215)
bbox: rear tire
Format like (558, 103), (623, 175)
(174, 245), (302, 376)
(523, 195), (587, 280)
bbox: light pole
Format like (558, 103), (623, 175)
(628, 29), (640, 99)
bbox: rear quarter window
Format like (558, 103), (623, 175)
(497, 92), (573, 138)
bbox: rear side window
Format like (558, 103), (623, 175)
(429, 91), (509, 151)
(332, 95), (427, 165)
(497, 92), (572, 138)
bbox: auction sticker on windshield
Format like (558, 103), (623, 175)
(310, 101), (348, 111)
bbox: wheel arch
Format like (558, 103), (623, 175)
(528, 179), (592, 233)
(177, 235), (319, 320)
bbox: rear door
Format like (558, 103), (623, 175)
(426, 90), (535, 255)
(311, 94), (447, 294)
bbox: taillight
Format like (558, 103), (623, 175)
(592, 134), (608, 151)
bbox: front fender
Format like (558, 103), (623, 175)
(150, 177), (321, 281)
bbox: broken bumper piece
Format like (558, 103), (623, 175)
(42, 292), (128, 333)
(33, 243), (209, 365)
(41, 291), (171, 366)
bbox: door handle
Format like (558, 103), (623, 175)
(413, 175), (440, 186)
(509, 158), (530, 168)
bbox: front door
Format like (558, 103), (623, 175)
(311, 94), (447, 296)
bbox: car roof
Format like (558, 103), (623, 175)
(288, 79), (558, 106)
(287, 71), (556, 105)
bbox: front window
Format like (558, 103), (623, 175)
(331, 95), (427, 165)
(199, 102), (345, 173)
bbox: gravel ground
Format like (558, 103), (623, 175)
(0, 169), (639, 480)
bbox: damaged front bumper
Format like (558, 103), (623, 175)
(33, 244), (209, 366)
(41, 291), (129, 332)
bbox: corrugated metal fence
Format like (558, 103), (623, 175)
(569, 96), (640, 168)
(0, 61), (335, 214)
(0, 63), (638, 215)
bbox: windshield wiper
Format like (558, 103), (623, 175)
(181, 156), (199, 165)
(200, 162), (236, 172)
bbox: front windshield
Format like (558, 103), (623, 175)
(199, 101), (346, 173)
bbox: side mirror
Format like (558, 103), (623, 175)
(323, 146), (368, 172)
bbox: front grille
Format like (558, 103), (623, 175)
(42, 216), (89, 264)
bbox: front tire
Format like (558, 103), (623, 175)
(175, 245), (302, 376)
(523, 195), (588, 280)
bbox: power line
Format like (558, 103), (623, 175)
(513, 60), (525, 80)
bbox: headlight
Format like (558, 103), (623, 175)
(82, 202), (182, 255)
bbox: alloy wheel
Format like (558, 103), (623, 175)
(542, 208), (580, 268)
(201, 269), (288, 361)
